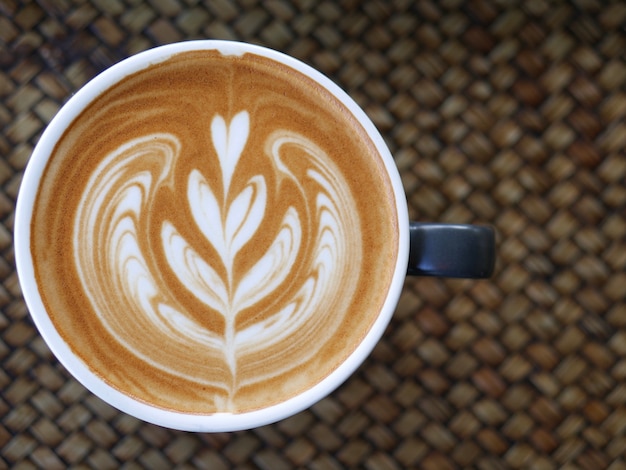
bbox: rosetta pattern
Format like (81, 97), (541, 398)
(72, 111), (362, 409)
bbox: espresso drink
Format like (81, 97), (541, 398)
(31, 50), (399, 413)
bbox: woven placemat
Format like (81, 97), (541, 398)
(2, 0), (626, 468)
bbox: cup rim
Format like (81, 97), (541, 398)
(14, 39), (410, 432)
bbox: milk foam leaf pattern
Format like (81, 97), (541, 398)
(73, 112), (363, 407)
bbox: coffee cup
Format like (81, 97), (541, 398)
(15, 40), (494, 432)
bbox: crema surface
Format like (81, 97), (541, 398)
(31, 50), (398, 413)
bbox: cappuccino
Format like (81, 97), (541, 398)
(29, 48), (399, 414)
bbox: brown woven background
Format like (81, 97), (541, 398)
(1, 0), (626, 468)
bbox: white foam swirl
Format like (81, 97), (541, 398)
(73, 112), (362, 406)
(73, 135), (230, 390)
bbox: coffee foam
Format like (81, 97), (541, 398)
(31, 50), (398, 413)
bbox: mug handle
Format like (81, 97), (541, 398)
(408, 223), (496, 278)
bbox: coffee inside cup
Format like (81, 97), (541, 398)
(30, 48), (399, 413)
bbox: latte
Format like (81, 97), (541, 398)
(29, 48), (399, 413)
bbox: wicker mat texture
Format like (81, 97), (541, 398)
(1, 0), (626, 468)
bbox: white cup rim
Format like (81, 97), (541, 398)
(15, 40), (409, 432)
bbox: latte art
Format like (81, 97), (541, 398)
(30, 50), (398, 413)
(73, 110), (361, 407)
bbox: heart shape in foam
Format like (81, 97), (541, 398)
(211, 111), (249, 197)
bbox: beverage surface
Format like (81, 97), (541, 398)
(31, 50), (398, 413)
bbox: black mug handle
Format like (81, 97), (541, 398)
(408, 223), (496, 278)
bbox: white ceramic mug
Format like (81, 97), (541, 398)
(15, 41), (494, 432)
